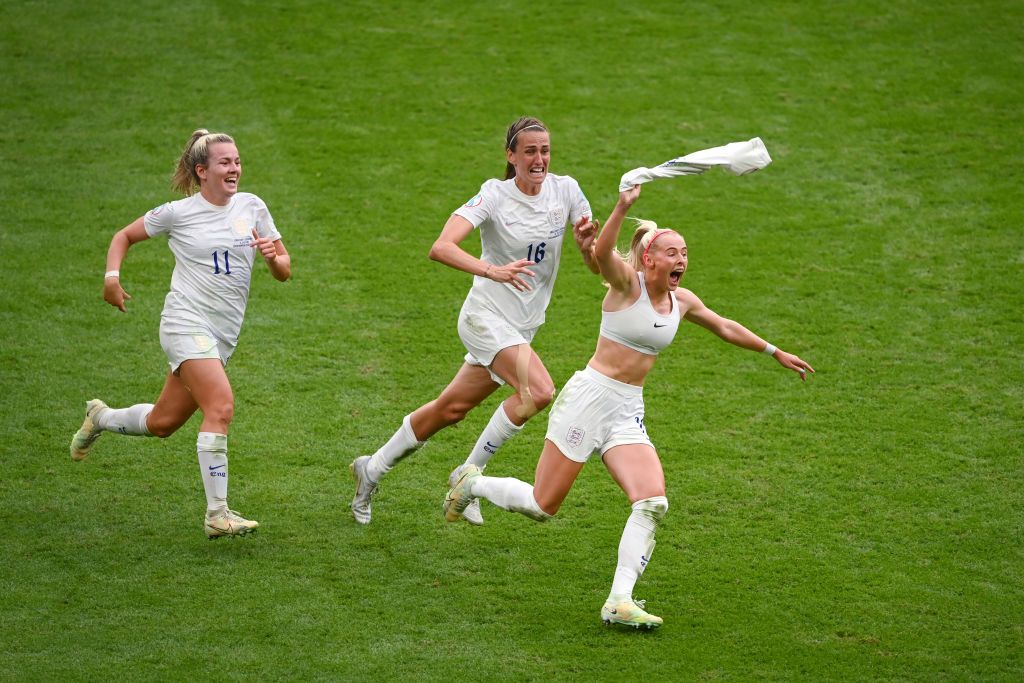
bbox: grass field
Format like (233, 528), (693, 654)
(2, 0), (1022, 679)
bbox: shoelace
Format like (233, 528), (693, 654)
(224, 509), (250, 523)
(633, 599), (647, 610)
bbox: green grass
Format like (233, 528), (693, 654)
(2, 0), (1022, 679)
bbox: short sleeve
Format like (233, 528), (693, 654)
(452, 180), (497, 229)
(566, 177), (592, 226)
(143, 202), (175, 237)
(252, 196), (281, 241)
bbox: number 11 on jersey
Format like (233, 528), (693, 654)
(212, 250), (231, 275)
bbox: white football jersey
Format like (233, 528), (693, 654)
(454, 174), (591, 330)
(144, 192), (280, 345)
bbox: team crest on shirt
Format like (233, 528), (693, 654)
(464, 194), (483, 208)
(232, 217), (251, 237)
(548, 207), (565, 230)
(566, 426), (585, 448)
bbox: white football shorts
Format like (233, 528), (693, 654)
(458, 299), (538, 385)
(159, 321), (234, 374)
(545, 365), (653, 463)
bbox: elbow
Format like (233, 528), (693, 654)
(428, 241), (447, 263)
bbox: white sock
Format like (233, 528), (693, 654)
(197, 432), (228, 511)
(465, 403), (522, 469)
(472, 475), (550, 521)
(608, 496), (669, 600)
(94, 403), (154, 436)
(366, 414), (424, 482)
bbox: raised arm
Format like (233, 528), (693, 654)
(429, 214), (536, 292)
(677, 288), (815, 380)
(594, 186), (642, 292)
(103, 216), (150, 312)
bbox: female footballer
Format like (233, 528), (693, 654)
(445, 184), (813, 628)
(70, 129), (290, 539)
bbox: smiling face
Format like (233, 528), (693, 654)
(643, 231), (688, 290)
(506, 130), (550, 195)
(196, 141), (241, 205)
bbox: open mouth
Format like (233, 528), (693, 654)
(669, 270), (683, 286)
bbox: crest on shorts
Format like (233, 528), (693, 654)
(566, 426), (585, 448)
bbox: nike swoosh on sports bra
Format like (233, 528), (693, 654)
(599, 272), (679, 355)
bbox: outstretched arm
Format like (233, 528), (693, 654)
(594, 186), (642, 293)
(429, 214), (536, 292)
(677, 288), (815, 380)
(103, 216), (150, 312)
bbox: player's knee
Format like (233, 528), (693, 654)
(634, 496), (669, 523)
(531, 381), (556, 412)
(204, 400), (234, 429)
(435, 398), (472, 427)
(147, 417), (178, 439)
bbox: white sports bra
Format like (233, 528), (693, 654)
(599, 272), (680, 356)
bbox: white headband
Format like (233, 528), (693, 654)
(506, 124), (547, 150)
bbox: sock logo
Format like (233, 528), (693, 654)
(484, 441), (498, 454)
(640, 554), (650, 567)
(208, 464), (225, 470)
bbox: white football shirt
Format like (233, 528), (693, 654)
(144, 192), (281, 346)
(453, 174), (591, 330)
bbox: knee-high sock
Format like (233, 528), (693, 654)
(470, 475), (550, 522)
(197, 432), (228, 511)
(94, 403), (154, 436)
(366, 414), (424, 482)
(465, 404), (522, 469)
(609, 496), (669, 600)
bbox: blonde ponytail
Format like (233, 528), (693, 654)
(171, 129), (235, 195)
(620, 219), (668, 271)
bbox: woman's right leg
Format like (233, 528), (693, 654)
(445, 439), (585, 522)
(70, 371), (199, 460)
(350, 363), (499, 524)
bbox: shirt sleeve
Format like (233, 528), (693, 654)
(566, 177), (592, 226)
(452, 180), (497, 229)
(143, 201), (175, 237)
(253, 196), (281, 241)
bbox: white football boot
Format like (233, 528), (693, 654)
(601, 597), (663, 629)
(70, 399), (108, 461)
(350, 455), (378, 525)
(204, 507), (259, 539)
(443, 464), (481, 522)
(448, 464), (484, 526)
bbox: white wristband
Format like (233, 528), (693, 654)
(762, 343), (777, 356)
(104, 270), (120, 279)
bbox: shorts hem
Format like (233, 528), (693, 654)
(599, 436), (656, 459)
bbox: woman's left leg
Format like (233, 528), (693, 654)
(177, 358), (256, 539)
(601, 444), (669, 628)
